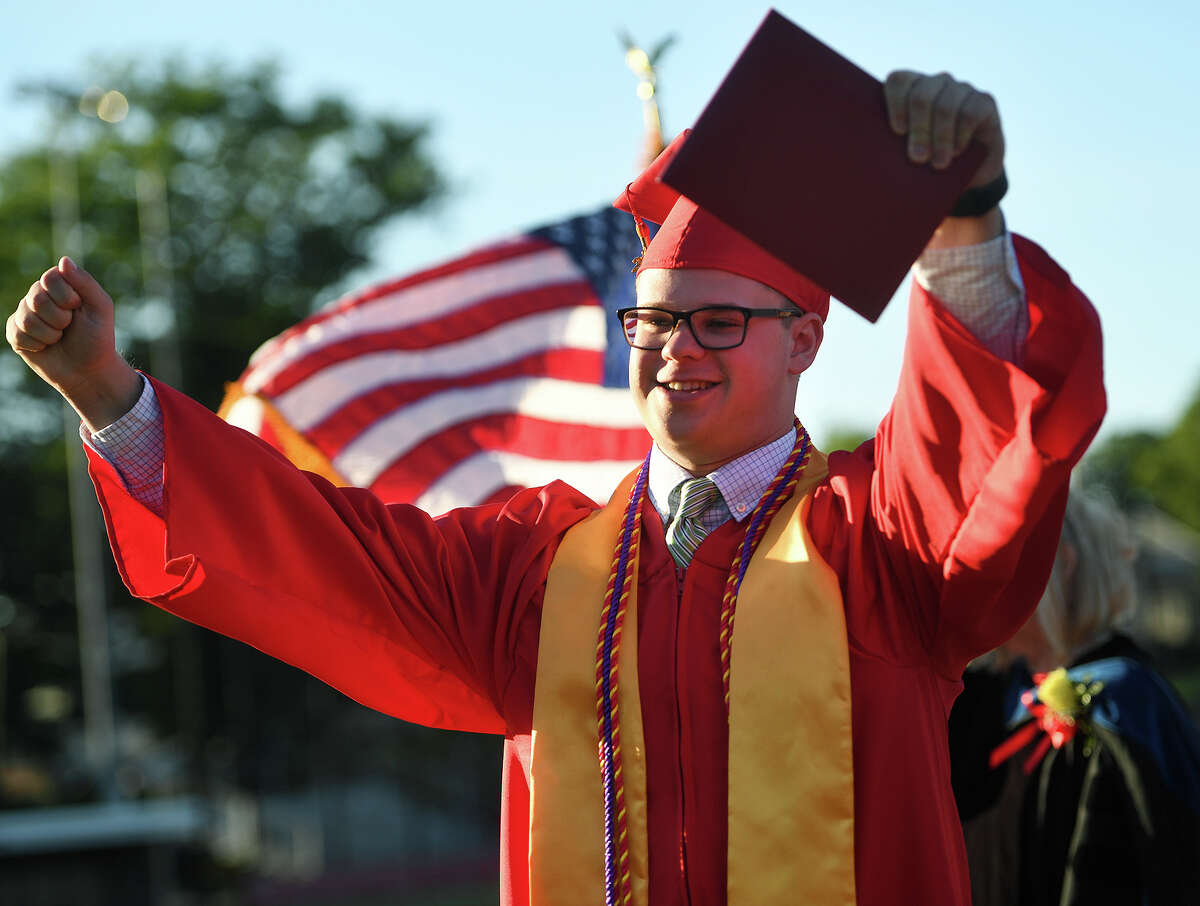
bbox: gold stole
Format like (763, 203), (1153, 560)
(530, 453), (856, 905)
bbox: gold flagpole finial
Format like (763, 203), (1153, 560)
(618, 31), (676, 169)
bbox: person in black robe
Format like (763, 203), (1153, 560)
(949, 488), (1200, 905)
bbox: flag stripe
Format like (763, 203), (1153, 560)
(326, 238), (553, 311)
(243, 245), (583, 394)
(300, 349), (607, 452)
(253, 280), (599, 398)
(247, 236), (554, 366)
(366, 414), (650, 503)
(415, 450), (640, 516)
(274, 306), (608, 431)
(334, 377), (643, 487)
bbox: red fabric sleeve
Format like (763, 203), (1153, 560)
(811, 234), (1105, 680)
(85, 379), (596, 735)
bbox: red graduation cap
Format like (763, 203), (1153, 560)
(656, 10), (986, 322)
(614, 129), (832, 321)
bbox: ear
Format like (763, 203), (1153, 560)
(787, 311), (824, 376)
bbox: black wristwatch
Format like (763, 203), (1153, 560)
(949, 170), (1008, 218)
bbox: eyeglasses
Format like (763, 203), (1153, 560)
(616, 305), (800, 351)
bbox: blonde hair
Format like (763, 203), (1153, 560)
(1035, 488), (1138, 661)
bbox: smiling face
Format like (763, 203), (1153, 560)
(630, 267), (824, 474)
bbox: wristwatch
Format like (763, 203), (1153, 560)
(950, 170), (1008, 218)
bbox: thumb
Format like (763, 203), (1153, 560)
(58, 256), (113, 308)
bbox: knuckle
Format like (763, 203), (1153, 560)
(41, 304), (70, 330)
(913, 79), (938, 98)
(946, 81), (972, 105)
(28, 290), (53, 318)
(911, 83), (943, 108)
(41, 272), (62, 297)
(973, 91), (997, 114)
(932, 120), (955, 142)
(936, 73), (964, 96)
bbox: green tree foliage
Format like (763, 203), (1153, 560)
(1083, 381), (1200, 532)
(1080, 430), (1162, 509)
(818, 425), (872, 454)
(0, 59), (461, 809)
(2, 59), (443, 416)
(1140, 388), (1200, 532)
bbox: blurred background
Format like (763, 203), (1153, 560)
(1, 1), (1197, 903)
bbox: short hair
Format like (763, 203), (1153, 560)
(1035, 487), (1138, 660)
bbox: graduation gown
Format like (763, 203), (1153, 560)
(85, 235), (1105, 905)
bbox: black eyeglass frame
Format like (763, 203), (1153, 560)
(615, 305), (802, 351)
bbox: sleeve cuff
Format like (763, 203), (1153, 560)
(912, 232), (1028, 363)
(81, 374), (165, 514)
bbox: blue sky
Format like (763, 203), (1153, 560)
(3, 1), (1196, 444)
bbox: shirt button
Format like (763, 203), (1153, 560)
(735, 503), (748, 513)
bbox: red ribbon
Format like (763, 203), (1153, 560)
(988, 676), (1080, 774)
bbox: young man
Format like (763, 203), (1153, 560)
(7, 71), (1104, 905)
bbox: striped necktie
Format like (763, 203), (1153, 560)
(664, 477), (721, 569)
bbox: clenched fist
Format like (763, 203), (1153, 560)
(6, 257), (141, 431)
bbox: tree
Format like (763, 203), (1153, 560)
(3, 58), (443, 415)
(1082, 381), (1200, 532)
(818, 425), (873, 454)
(0, 58), (461, 810)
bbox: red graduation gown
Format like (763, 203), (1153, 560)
(86, 235), (1104, 905)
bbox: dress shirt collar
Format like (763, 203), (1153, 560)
(647, 426), (798, 527)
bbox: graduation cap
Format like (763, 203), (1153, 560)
(620, 9), (986, 322)
(614, 129), (831, 319)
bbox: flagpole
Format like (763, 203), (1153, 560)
(133, 161), (210, 794)
(620, 32), (675, 168)
(135, 165), (184, 389)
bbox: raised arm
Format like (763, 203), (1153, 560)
(7, 258), (592, 736)
(813, 72), (1106, 679)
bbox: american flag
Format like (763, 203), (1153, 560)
(219, 205), (652, 513)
